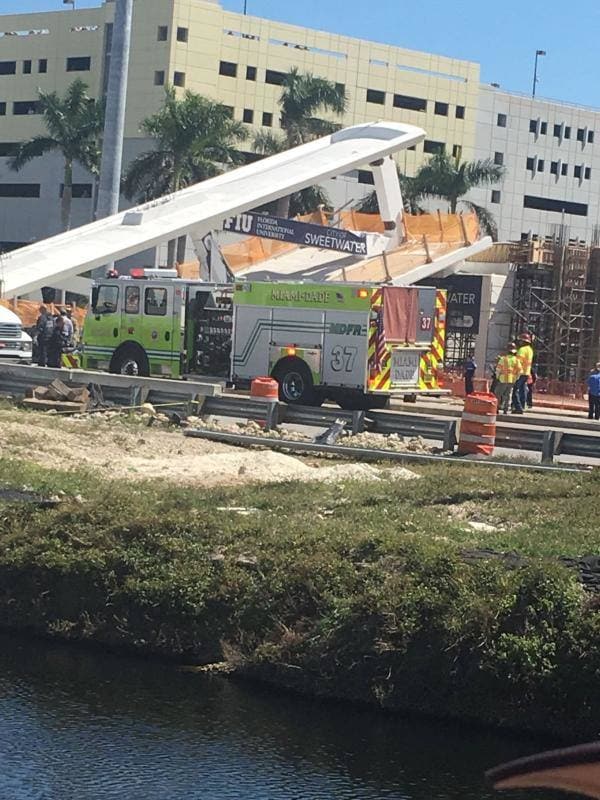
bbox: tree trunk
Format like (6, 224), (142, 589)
(450, 197), (458, 214)
(167, 239), (176, 267)
(276, 194), (291, 219)
(61, 159), (73, 231)
(176, 235), (187, 264)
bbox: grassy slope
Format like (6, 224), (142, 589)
(1, 456), (599, 737)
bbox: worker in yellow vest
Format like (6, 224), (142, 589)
(494, 346), (520, 414)
(512, 332), (534, 414)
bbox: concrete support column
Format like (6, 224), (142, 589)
(370, 156), (403, 248)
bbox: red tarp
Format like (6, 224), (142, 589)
(382, 287), (418, 344)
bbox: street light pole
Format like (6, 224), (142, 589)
(243, 1), (247, 13)
(532, 49), (546, 98)
(96, 0), (133, 221)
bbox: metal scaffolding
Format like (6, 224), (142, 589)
(508, 237), (600, 382)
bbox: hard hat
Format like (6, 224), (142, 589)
(518, 332), (532, 343)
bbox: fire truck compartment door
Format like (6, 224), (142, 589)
(322, 310), (369, 388)
(232, 305), (272, 379)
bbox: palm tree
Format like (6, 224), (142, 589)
(123, 87), (247, 201)
(253, 68), (347, 217)
(252, 130), (331, 217)
(123, 87), (248, 264)
(355, 168), (425, 215)
(9, 79), (104, 231)
(414, 151), (505, 238)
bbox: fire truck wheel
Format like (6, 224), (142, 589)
(110, 344), (149, 378)
(272, 358), (321, 406)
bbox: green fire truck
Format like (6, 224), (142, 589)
(81, 270), (445, 409)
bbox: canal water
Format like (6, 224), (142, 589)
(0, 633), (557, 800)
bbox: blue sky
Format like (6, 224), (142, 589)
(5, 0), (600, 108)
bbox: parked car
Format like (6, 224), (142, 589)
(0, 305), (33, 364)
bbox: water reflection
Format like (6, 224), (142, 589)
(0, 634), (561, 800)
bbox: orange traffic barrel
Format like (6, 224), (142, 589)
(250, 376), (279, 400)
(458, 391), (497, 456)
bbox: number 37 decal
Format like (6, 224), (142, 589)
(420, 316), (432, 331)
(330, 345), (357, 372)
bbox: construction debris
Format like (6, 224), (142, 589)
(23, 379), (91, 413)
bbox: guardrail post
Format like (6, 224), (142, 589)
(264, 400), (279, 432)
(352, 410), (366, 435)
(442, 419), (458, 452)
(129, 385), (149, 408)
(541, 430), (563, 463)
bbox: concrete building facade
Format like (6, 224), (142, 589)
(0, 0), (599, 254)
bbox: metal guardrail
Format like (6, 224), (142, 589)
(0, 363), (598, 464)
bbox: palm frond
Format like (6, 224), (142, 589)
(8, 136), (59, 171)
(253, 130), (286, 155)
(462, 200), (499, 240)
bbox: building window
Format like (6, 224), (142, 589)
(157, 26), (168, 41)
(66, 56), (91, 72)
(537, 159), (544, 172)
(154, 70), (165, 86)
(494, 151), (504, 166)
(553, 123), (561, 138)
(497, 113), (507, 127)
(561, 163), (568, 176)
(455, 105), (465, 119)
(262, 111), (273, 127)
(59, 183), (93, 198)
(529, 119), (537, 133)
(452, 144), (462, 159)
(0, 104), (6, 117)
(0, 142), (18, 156)
(13, 101), (41, 115)
(423, 140), (445, 155)
(0, 183), (41, 198)
(393, 93), (427, 112)
(173, 71), (185, 87)
(0, 61), (16, 75)
(23, 60), (32, 74)
(541, 121), (547, 134)
(491, 190), (501, 204)
(523, 194), (588, 217)
(176, 27), (188, 43)
(574, 165), (582, 179)
(434, 101), (448, 116)
(38, 59), (47, 74)
(526, 157), (535, 171)
(585, 167), (591, 179)
(588, 131), (594, 144)
(577, 128), (585, 142)
(246, 65), (257, 81)
(219, 60), (237, 77)
(366, 88), (385, 105)
(550, 161), (558, 175)
(222, 105), (234, 118)
(240, 108), (253, 124)
(265, 69), (285, 85)
(564, 126), (571, 139)
(357, 170), (374, 185)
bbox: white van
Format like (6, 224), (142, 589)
(0, 305), (33, 363)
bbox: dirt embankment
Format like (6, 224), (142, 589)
(0, 408), (418, 486)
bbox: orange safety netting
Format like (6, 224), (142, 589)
(223, 210), (480, 274)
(0, 299), (86, 331)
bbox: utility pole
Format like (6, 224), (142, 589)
(95, 0), (133, 221)
(532, 49), (546, 98)
(243, 1), (247, 13)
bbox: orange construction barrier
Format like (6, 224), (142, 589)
(458, 392), (498, 456)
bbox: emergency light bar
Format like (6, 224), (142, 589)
(130, 268), (179, 279)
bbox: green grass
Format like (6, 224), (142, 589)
(0, 456), (599, 738)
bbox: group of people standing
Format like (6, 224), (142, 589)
(34, 305), (77, 368)
(463, 332), (535, 414)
